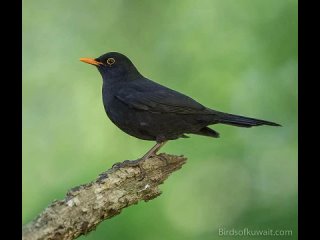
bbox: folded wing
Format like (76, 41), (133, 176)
(115, 83), (211, 115)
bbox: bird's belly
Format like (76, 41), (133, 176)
(105, 100), (202, 141)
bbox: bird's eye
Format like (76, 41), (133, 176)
(106, 58), (115, 66)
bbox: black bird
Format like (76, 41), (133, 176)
(80, 52), (280, 160)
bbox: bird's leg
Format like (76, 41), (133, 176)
(140, 141), (168, 161)
(112, 141), (168, 181)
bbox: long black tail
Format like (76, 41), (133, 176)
(216, 112), (281, 128)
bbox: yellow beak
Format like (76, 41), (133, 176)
(80, 58), (102, 66)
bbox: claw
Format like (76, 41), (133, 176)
(112, 159), (146, 181)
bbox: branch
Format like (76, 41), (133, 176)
(22, 153), (187, 240)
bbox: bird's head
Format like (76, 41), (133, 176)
(80, 52), (141, 82)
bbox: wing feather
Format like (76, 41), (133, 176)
(115, 83), (210, 114)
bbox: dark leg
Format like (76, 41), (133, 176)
(112, 141), (168, 168)
(140, 141), (168, 160)
(112, 141), (168, 181)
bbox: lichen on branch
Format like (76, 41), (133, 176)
(22, 153), (187, 240)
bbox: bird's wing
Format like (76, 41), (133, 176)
(115, 83), (211, 114)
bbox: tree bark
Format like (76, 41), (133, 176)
(22, 153), (187, 240)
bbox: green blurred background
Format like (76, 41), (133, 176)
(23, 0), (297, 239)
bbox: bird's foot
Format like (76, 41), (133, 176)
(112, 159), (141, 168)
(139, 153), (156, 161)
(157, 153), (170, 166)
(112, 159), (146, 181)
(139, 152), (169, 167)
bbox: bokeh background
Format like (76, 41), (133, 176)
(23, 0), (297, 239)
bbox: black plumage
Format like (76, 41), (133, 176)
(80, 52), (280, 159)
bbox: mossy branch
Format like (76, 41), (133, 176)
(22, 153), (187, 240)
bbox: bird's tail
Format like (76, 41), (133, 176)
(215, 112), (281, 128)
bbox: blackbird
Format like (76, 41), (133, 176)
(80, 52), (280, 160)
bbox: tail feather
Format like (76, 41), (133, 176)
(217, 112), (281, 128)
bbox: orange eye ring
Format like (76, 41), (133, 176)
(106, 58), (115, 66)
